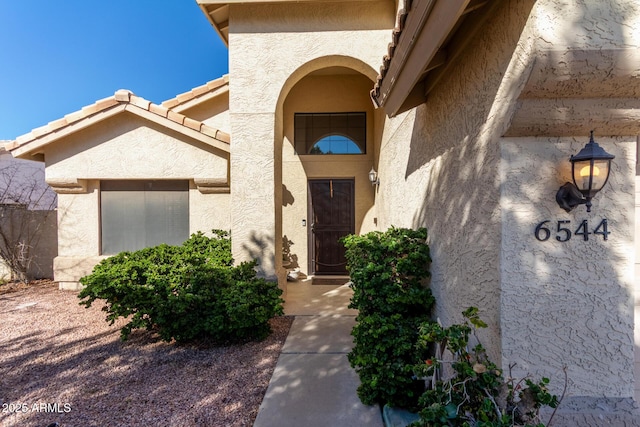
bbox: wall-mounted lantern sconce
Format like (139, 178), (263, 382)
(369, 167), (380, 186)
(556, 131), (615, 213)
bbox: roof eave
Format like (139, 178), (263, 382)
(196, 1), (230, 46)
(9, 105), (127, 160)
(373, 0), (485, 117)
(196, 0), (389, 47)
(9, 92), (230, 161)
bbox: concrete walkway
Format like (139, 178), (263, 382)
(253, 282), (384, 427)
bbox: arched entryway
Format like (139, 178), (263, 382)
(274, 59), (383, 290)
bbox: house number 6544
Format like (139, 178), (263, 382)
(534, 219), (610, 242)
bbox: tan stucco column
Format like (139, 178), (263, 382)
(230, 112), (277, 279)
(49, 180), (105, 290)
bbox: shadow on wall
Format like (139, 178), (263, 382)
(406, 0), (538, 359)
(282, 184), (295, 207)
(500, 137), (635, 400)
(26, 211), (57, 280)
(404, 0), (637, 416)
(241, 231), (275, 277)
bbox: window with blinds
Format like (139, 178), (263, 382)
(100, 180), (189, 254)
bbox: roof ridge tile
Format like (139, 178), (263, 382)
(31, 124), (52, 138)
(129, 95), (152, 110)
(200, 125), (230, 144)
(10, 86), (230, 151)
(63, 110), (85, 125)
(167, 109), (186, 125)
(161, 74), (229, 109)
(149, 103), (170, 118)
(371, 1), (412, 106)
(183, 117), (203, 131)
(47, 117), (69, 131)
(192, 85), (211, 97)
(114, 89), (133, 102)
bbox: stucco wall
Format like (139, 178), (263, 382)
(44, 114), (228, 183)
(501, 137), (635, 398)
(375, 0), (539, 360)
(227, 1), (394, 279)
(534, 0), (640, 49)
(44, 114), (231, 289)
(501, 0), (640, 417)
(54, 181), (102, 287)
(373, 0), (640, 420)
(0, 149), (56, 209)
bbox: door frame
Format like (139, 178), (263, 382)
(307, 178), (355, 276)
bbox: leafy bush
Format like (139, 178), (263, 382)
(342, 227), (435, 409)
(411, 307), (560, 427)
(78, 230), (284, 343)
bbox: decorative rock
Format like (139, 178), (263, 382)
(382, 405), (420, 427)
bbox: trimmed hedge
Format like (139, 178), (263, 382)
(78, 231), (283, 343)
(342, 227), (435, 409)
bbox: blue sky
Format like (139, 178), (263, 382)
(0, 1), (229, 140)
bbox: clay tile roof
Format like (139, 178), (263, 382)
(371, 1), (412, 106)
(161, 74), (229, 110)
(10, 87), (230, 154)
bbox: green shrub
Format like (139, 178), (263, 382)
(342, 227), (435, 409)
(411, 307), (560, 427)
(78, 230), (284, 343)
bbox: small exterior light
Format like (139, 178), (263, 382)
(556, 131), (615, 213)
(369, 167), (380, 186)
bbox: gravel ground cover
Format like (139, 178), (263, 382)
(0, 281), (292, 427)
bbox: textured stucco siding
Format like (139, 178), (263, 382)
(499, 0), (640, 413)
(227, 1), (394, 278)
(375, 0), (539, 361)
(44, 114), (231, 288)
(229, 1), (394, 115)
(230, 113), (279, 278)
(501, 137), (635, 398)
(44, 114), (228, 183)
(190, 187), (231, 237)
(56, 181), (100, 258)
(0, 209), (57, 280)
(534, 0), (640, 49)
(0, 150), (57, 210)
(55, 181), (102, 288)
(373, 0), (640, 420)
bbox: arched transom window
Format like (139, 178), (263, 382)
(294, 112), (366, 155)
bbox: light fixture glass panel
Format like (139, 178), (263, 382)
(573, 160), (593, 191)
(591, 160), (610, 191)
(368, 168), (377, 184)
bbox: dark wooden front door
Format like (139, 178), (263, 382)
(308, 179), (354, 275)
